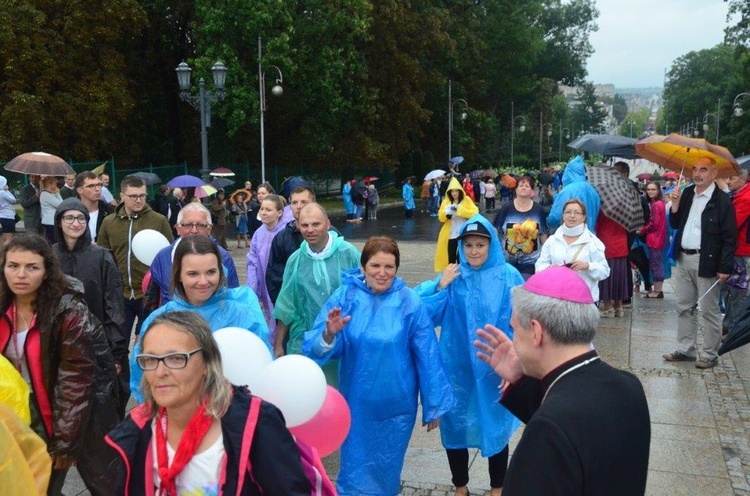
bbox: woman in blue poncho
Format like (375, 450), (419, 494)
(342, 179), (357, 221)
(402, 177), (416, 218)
(304, 236), (455, 496)
(416, 215), (524, 496)
(130, 235), (270, 402)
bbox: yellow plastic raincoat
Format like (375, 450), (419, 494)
(434, 177), (479, 272)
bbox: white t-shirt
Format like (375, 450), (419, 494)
(5, 330), (30, 382)
(88, 210), (100, 240)
(152, 424), (224, 496)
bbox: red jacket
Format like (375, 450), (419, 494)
(640, 199), (667, 250)
(595, 213), (629, 258)
(733, 183), (750, 256)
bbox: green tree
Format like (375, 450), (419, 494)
(611, 94), (628, 123)
(571, 82), (607, 134)
(0, 0), (147, 161)
(618, 109), (650, 138)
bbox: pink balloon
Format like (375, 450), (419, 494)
(142, 270), (152, 295)
(289, 386), (351, 458)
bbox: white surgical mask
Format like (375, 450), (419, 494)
(560, 223), (585, 237)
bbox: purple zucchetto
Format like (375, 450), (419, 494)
(522, 266), (595, 304)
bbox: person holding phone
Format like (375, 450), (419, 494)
(536, 199), (609, 302)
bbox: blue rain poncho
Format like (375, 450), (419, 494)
(303, 269), (455, 496)
(547, 155), (601, 230)
(129, 286), (270, 402)
(272, 232), (360, 385)
(415, 214), (523, 457)
(342, 182), (355, 215)
(402, 182), (416, 210)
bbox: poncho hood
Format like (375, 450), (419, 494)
(457, 214), (506, 272)
(562, 155), (586, 186)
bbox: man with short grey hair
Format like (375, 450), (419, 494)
(663, 157), (736, 368)
(474, 266), (650, 494)
(144, 201), (239, 311)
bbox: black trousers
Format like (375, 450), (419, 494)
(448, 238), (459, 264)
(446, 445), (509, 489)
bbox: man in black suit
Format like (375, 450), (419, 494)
(18, 174), (42, 234)
(475, 266), (650, 495)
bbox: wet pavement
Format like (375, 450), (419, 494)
(63, 203), (750, 495)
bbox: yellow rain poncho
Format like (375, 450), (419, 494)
(434, 177), (479, 272)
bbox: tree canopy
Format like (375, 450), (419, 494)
(0, 0), (601, 177)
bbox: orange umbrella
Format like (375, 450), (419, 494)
(635, 133), (739, 179)
(500, 174), (517, 188)
(229, 189), (252, 203)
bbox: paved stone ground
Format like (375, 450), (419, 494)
(63, 230), (750, 496)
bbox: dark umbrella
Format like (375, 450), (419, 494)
(209, 167), (235, 177)
(736, 155), (750, 171)
(720, 299), (750, 355)
(586, 166), (644, 231)
(210, 177), (235, 189)
(4, 152), (75, 176)
(280, 176), (311, 199)
(538, 172), (554, 185)
(568, 134), (639, 159)
(129, 171), (162, 185)
(167, 174), (205, 188)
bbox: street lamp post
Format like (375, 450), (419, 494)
(539, 113), (552, 170)
(448, 80), (468, 161)
(628, 120), (634, 138)
(510, 101), (526, 168)
(702, 111), (719, 143)
(258, 36), (284, 185)
(734, 93), (750, 117)
(175, 60), (228, 182)
(558, 125), (570, 161)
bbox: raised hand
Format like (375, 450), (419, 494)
(474, 324), (524, 389)
(323, 307), (351, 343)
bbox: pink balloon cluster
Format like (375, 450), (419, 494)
(290, 386), (351, 457)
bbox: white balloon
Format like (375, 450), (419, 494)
(131, 229), (170, 266)
(256, 355), (327, 427)
(214, 327), (273, 392)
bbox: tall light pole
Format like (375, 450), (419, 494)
(539, 113), (552, 170)
(510, 101), (526, 168)
(448, 80), (468, 161)
(558, 124), (570, 161)
(628, 120), (634, 138)
(702, 111), (719, 143)
(258, 36), (284, 184)
(175, 60), (228, 182)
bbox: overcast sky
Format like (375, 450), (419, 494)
(585, 0), (731, 89)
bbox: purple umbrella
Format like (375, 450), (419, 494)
(167, 175), (205, 188)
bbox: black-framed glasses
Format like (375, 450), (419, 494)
(61, 215), (87, 224)
(83, 183), (103, 189)
(135, 348), (203, 371)
(124, 194), (147, 201)
(179, 223), (210, 230)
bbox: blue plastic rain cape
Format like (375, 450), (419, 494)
(129, 286), (270, 402)
(402, 183), (416, 210)
(342, 182), (355, 215)
(547, 155), (601, 230)
(415, 214), (523, 457)
(272, 232), (360, 386)
(303, 269), (455, 495)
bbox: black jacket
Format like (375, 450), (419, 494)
(501, 352), (650, 496)
(669, 183), (737, 277)
(106, 387), (311, 495)
(266, 220), (305, 304)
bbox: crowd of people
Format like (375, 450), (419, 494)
(13, 153), (750, 494)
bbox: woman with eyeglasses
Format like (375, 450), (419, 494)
(536, 199), (610, 302)
(108, 311), (312, 495)
(130, 235), (270, 403)
(0, 235), (120, 495)
(52, 198), (130, 417)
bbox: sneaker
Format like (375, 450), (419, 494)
(695, 358), (718, 369)
(663, 351), (694, 362)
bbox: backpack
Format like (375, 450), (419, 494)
(246, 397), (336, 495)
